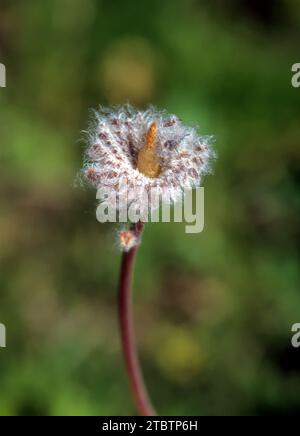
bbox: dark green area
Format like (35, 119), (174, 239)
(0, 0), (300, 416)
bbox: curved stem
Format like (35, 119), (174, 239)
(118, 221), (156, 416)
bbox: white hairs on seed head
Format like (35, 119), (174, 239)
(82, 104), (214, 216)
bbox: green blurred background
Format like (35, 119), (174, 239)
(0, 0), (300, 416)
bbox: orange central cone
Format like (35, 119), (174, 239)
(137, 122), (161, 178)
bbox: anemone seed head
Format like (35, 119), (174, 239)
(82, 105), (214, 215)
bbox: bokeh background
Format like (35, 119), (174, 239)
(0, 0), (300, 416)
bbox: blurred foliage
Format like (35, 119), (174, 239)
(0, 0), (300, 416)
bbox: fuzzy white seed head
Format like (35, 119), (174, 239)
(82, 105), (214, 216)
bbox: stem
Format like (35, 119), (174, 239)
(118, 221), (156, 416)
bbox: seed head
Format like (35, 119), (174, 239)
(82, 105), (214, 216)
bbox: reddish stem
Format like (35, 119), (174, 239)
(118, 221), (156, 416)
